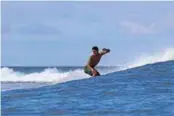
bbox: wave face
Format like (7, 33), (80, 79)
(2, 60), (174, 116)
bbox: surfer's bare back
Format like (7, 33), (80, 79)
(84, 46), (110, 77)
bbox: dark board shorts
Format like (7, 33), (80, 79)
(84, 66), (100, 76)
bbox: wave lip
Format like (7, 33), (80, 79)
(126, 48), (174, 69)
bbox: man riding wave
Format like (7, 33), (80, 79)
(84, 46), (110, 77)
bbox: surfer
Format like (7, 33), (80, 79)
(84, 46), (110, 77)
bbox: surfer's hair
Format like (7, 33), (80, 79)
(92, 46), (99, 51)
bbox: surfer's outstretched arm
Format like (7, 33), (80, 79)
(100, 48), (110, 56)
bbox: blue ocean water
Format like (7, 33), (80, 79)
(1, 61), (174, 116)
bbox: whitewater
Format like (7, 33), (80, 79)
(1, 48), (174, 91)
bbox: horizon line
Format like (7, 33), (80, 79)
(1, 65), (118, 67)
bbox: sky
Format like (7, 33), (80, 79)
(1, 1), (174, 66)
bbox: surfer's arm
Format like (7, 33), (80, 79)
(100, 48), (110, 56)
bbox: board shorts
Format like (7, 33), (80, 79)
(84, 66), (100, 76)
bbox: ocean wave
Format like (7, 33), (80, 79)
(125, 48), (174, 69)
(1, 67), (90, 83)
(2, 60), (174, 115)
(1, 48), (174, 87)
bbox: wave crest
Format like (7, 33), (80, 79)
(126, 48), (174, 68)
(1, 67), (89, 83)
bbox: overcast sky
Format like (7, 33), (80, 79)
(2, 1), (174, 66)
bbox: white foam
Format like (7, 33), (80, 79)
(1, 67), (90, 83)
(126, 48), (174, 69)
(0, 67), (113, 91)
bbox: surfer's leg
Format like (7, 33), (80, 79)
(92, 68), (100, 77)
(95, 70), (100, 76)
(84, 66), (93, 76)
(96, 71), (100, 76)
